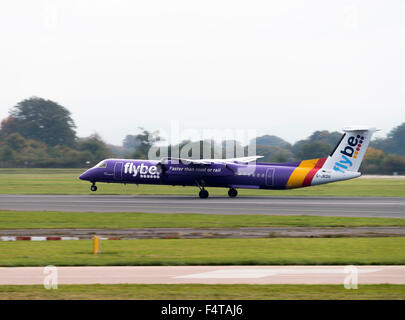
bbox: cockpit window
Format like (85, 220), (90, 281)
(94, 161), (107, 168)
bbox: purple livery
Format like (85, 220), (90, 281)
(79, 127), (377, 198)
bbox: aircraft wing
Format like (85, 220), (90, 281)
(212, 156), (264, 164)
(158, 156), (263, 166)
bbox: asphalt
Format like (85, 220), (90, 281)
(1, 266), (404, 285)
(0, 195), (404, 218)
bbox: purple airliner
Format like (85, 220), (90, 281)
(79, 127), (376, 198)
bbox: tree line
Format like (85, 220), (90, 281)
(0, 97), (113, 168)
(0, 97), (404, 174)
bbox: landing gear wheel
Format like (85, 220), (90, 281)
(91, 184), (98, 192)
(228, 188), (238, 198)
(199, 189), (209, 199)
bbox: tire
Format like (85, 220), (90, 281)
(199, 189), (209, 199)
(228, 188), (238, 198)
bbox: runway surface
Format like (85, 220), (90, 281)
(0, 195), (404, 218)
(1, 266), (404, 285)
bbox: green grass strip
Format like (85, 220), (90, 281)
(1, 210), (405, 229)
(1, 284), (405, 300)
(1, 238), (405, 267)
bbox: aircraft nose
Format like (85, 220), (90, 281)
(79, 171), (91, 181)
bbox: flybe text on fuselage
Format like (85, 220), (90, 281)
(124, 162), (159, 178)
(333, 135), (364, 173)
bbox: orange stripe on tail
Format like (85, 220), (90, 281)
(286, 158), (327, 189)
(286, 159), (318, 189)
(302, 158), (327, 186)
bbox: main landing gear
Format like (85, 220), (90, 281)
(196, 180), (209, 199)
(228, 188), (238, 198)
(90, 182), (98, 192)
(197, 187), (238, 199)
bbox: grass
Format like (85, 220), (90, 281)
(1, 284), (405, 300)
(2, 210), (405, 229)
(1, 238), (405, 267)
(0, 168), (404, 197)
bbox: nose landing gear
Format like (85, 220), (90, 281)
(199, 189), (209, 199)
(228, 188), (238, 198)
(90, 182), (98, 192)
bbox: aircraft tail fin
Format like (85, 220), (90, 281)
(322, 127), (378, 173)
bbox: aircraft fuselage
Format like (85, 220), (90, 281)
(79, 127), (375, 198)
(79, 158), (359, 193)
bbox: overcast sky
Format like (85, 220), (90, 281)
(0, 0), (404, 145)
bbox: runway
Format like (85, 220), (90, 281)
(0, 195), (404, 218)
(1, 266), (404, 285)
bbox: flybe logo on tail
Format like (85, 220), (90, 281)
(333, 135), (364, 173)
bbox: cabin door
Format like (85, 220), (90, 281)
(114, 162), (123, 180)
(265, 168), (274, 186)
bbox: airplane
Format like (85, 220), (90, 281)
(79, 127), (377, 198)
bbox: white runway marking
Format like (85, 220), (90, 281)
(175, 268), (381, 279)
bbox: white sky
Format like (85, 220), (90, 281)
(0, 0), (404, 145)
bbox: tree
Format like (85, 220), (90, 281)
(254, 145), (295, 163)
(131, 128), (163, 159)
(308, 130), (342, 146)
(77, 134), (113, 166)
(5, 97), (77, 147)
(387, 122), (405, 155)
(361, 147), (385, 174)
(382, 154), (405, 175)
(0, 116), (19, 139)
(371, 123), (405, 156)
(370, 137), (393, 153)
(3, 133), (27, 151)
(0, 145), (15, 162)
(296, 142), (332, 159)
(291, 130), (342, 160)
(123, 135), (141, 151)
(253, 135), (292, 149)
